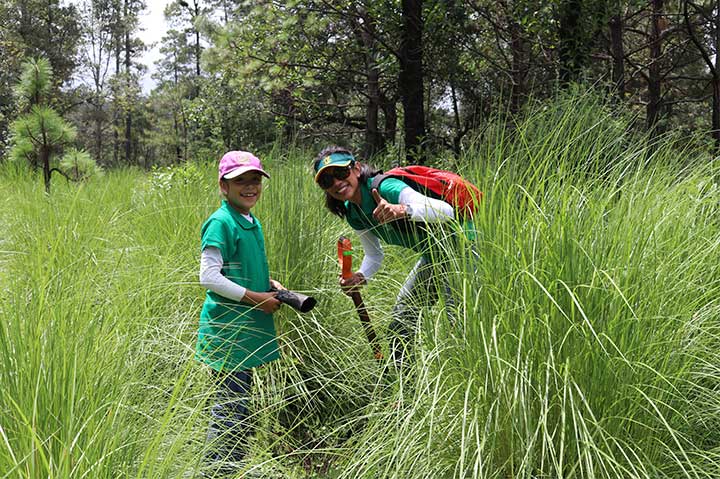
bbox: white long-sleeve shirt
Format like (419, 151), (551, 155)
(199, 246), (247, 301)
(356, 186), (454, 280)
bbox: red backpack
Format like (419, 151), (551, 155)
(370, 165), (483, 218)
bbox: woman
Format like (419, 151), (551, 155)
(312, 145), (465, 366)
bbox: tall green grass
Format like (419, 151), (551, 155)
(1, 93), (719, 478)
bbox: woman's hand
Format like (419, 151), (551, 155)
(340, 271), (366, 296)
(372, 189), (408, 224)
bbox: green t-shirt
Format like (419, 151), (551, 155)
(196, 200), (279, 371)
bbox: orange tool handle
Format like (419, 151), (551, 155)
(337, 236), (353, 280)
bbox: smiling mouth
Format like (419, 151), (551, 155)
(240, 193), (257, 197)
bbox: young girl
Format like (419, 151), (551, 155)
(197, 150), (284, 470)
(312, 146), (461, 367)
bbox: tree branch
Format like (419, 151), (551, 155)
(683, 0), (717, 79)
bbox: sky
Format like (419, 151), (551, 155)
(65, 0), (170, 93)
(139, 1), (171, 92)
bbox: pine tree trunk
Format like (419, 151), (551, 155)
(451, 81), (463, 155)
(41, 145), (51, 194)
(609, 13), (625, 102)
(399, 0), (426, 163)
(358, 9), (383, 158)
(713, 82), (720, 151)
(647, 0), (663, 135)
(124, 0), (132, 165)
(714, 0), (720, 152)
(95, 90), (104, 164)
(195, 29), (201, 77)
(113, 43), (120, 166)
(381, 93), (397, 147)
(510, 19), (527, 113)
(366, 67), (382, 157)
(558, 0), (582, 84)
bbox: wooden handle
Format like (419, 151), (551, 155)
(350, 291), (382, 360)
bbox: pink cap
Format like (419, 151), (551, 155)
(218, 151), (270, 180)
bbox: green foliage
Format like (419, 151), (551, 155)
(1, 96), (720, 477)
(10, 105), (76, 164)
(148, 160), (206, 194)
(9, 58), (80, 192)
(0, 18), (24, 151)
(7, 132), (36, 166)
(59, 148), (103, 180)
(203, 1), (395, 147)
(15, 57), (53, 106)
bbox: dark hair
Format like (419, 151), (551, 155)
(313, 145), (379, 218)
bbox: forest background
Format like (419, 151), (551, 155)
(3, 0), (720, 177)
(2, 1), (720, 479)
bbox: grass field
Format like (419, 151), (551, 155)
(1, 94), (719, 478)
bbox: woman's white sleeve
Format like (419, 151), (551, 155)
(356, 229), (384, 280)
(398, 186), (454, 222)
(199, 246), (247, 302)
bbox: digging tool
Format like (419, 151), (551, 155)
(338, 236), (383, 360)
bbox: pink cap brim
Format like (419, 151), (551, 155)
(222, 166), (270, 179)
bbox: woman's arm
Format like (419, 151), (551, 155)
(356, 229), (384, 280)
(398, 186), (454, 222)
(371, 186), (454, 224)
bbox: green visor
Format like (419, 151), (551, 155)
(314, 152), (355, 182)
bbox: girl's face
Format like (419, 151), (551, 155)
(318, 163), (362, 204)
(220, 171), (264, 214)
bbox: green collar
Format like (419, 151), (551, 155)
(221, 200), (257, 230)
(344, 179), (376, 215)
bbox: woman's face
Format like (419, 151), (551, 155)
(318, 163), (362, 203)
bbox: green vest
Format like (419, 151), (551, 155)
(197, 201), (279, 371)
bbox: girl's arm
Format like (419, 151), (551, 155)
(200, 247), (280, 313)
(200, 247), (247, 301)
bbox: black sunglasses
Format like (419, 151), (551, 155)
(317, 166), (352, 189)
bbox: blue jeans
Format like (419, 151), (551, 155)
(205, 369), (254, 463)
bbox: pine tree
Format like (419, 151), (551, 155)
(9, 58), (85, 193)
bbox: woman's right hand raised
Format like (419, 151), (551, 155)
(340, 271), (366, 296)
(372, 189), (408, 224)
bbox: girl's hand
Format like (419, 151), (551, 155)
(340, 271), (365, 296)
(243, 290), (282, 314)
(269, 279), (286, 291)
(371, 189), (408, 224)
(258, 294), (282, 314)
